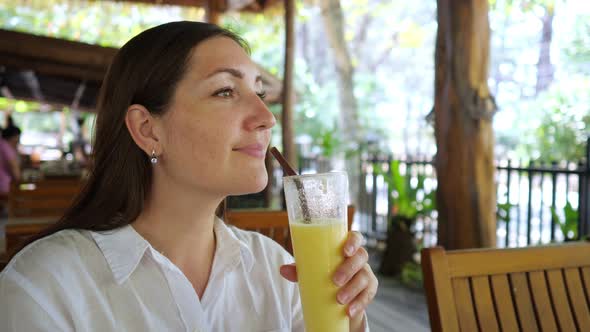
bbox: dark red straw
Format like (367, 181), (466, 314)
(270, 147), (311, 222)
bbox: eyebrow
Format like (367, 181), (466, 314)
(206, 67), (262, 83)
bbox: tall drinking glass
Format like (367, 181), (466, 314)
(283, 171), (349, 332)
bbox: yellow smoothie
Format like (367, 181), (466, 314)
(290, 219), (349, 332)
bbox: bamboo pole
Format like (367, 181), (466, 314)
(281, 0), (297, 169)
(205, 0), (221, 25)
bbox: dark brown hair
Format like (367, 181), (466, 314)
(22, 21), (247, 248)
(2, 115), (21, 139)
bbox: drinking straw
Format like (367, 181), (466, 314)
(270, 147), (312, 223)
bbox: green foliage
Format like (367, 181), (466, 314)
(496, 200), (514, 224)
(221, 12), (284, 76)
(496, 73), (590, 162)
(528, 84), (589, 161)
(400, 261), (423, 289)
(534, 113), (590, 162)
(0, 1), (203, 47)
(317, 129), (341, 158)
(564, 15), (590, 72)
(379, 160), (436, 220)
(489, 0), (589, 161)
(490, 0), (555, 13)
(551, 202), (579, 241)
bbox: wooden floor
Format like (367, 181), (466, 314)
(366, 248), (430, 332)
(366, 275), (430, 332)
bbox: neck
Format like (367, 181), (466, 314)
(131, 171), (223, 275)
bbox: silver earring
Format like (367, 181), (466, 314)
(150, 150), (158, 164)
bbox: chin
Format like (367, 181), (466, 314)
(231, 172), (269, 195)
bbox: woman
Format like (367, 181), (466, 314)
(0, 22), (377, 331)
(0, 116), (21, 220)
(0, 116), (21, 196)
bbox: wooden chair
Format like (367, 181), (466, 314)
(227, 205), (355, 254)
(2, 179), (80, 257)
(421, 243), (590, 332)
(8, 179), (82, 218)
(5, 221), (55, 256)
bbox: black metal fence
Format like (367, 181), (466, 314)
(299, 138), (590, 248)
(356, 156), (438, 247)
(356, 145), (590, 248)
(496, 159), (589, 247)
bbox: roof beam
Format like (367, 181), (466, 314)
(0, 29), (116, 82)
(20, 70), (44, 102)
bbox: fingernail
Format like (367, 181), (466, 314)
(338, 292), (349, 304)
(345, 245), (354, 256)
(349, 304), (359, 316)
(333, 272), (345, 286)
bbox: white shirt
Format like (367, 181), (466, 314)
(0, 218), (303, 331)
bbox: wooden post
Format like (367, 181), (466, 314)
(434, 0), (497, 249)
(205, 0), (221, 25)
(281, 0), (297, 169)
(579, 137), (590, 238)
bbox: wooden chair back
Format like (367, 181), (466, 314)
(1, 206), (356, 270)
(5, 221), (55, 257)
(226, 205), (355, 254)
(421, 243), (590, 332)
(8, 179), (82, 218)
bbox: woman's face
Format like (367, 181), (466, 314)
(158, 36), (276, 197)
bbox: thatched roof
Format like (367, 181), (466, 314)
(0, 29), (282, 111)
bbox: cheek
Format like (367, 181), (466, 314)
(165, 113), (235, 176)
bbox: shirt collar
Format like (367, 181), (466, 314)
(90, 225), (149, 285)
(90, 217), (254, 285)
(213, 217), (254, 274)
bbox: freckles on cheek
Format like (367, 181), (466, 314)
(188, 127), (218, 163)
(198, 127), (223, 160)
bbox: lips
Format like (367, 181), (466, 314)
(233, 143), (267, 158)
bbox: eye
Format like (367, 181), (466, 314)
(213, 87), (234, 98)
(257, 91), (267, 100)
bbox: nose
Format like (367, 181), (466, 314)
(244, 92), (276, 131)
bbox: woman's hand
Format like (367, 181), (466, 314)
(280, 231), (378, 332)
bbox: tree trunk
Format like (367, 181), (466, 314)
(318, 0), (359, 143)
(319, 0), (360, 205)
(435, 0), (497, 249)
(535, 6), (555, 94)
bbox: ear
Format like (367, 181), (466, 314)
(125, 104), (163, 156)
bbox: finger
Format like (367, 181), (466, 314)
(347, 285), (377, 318)
(347, 289), (369, 318)
(343, 231), (364, 257)
(333, 247), (369, 286)
(336, 268), (370, 305)
(279, 264), (298, 282)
